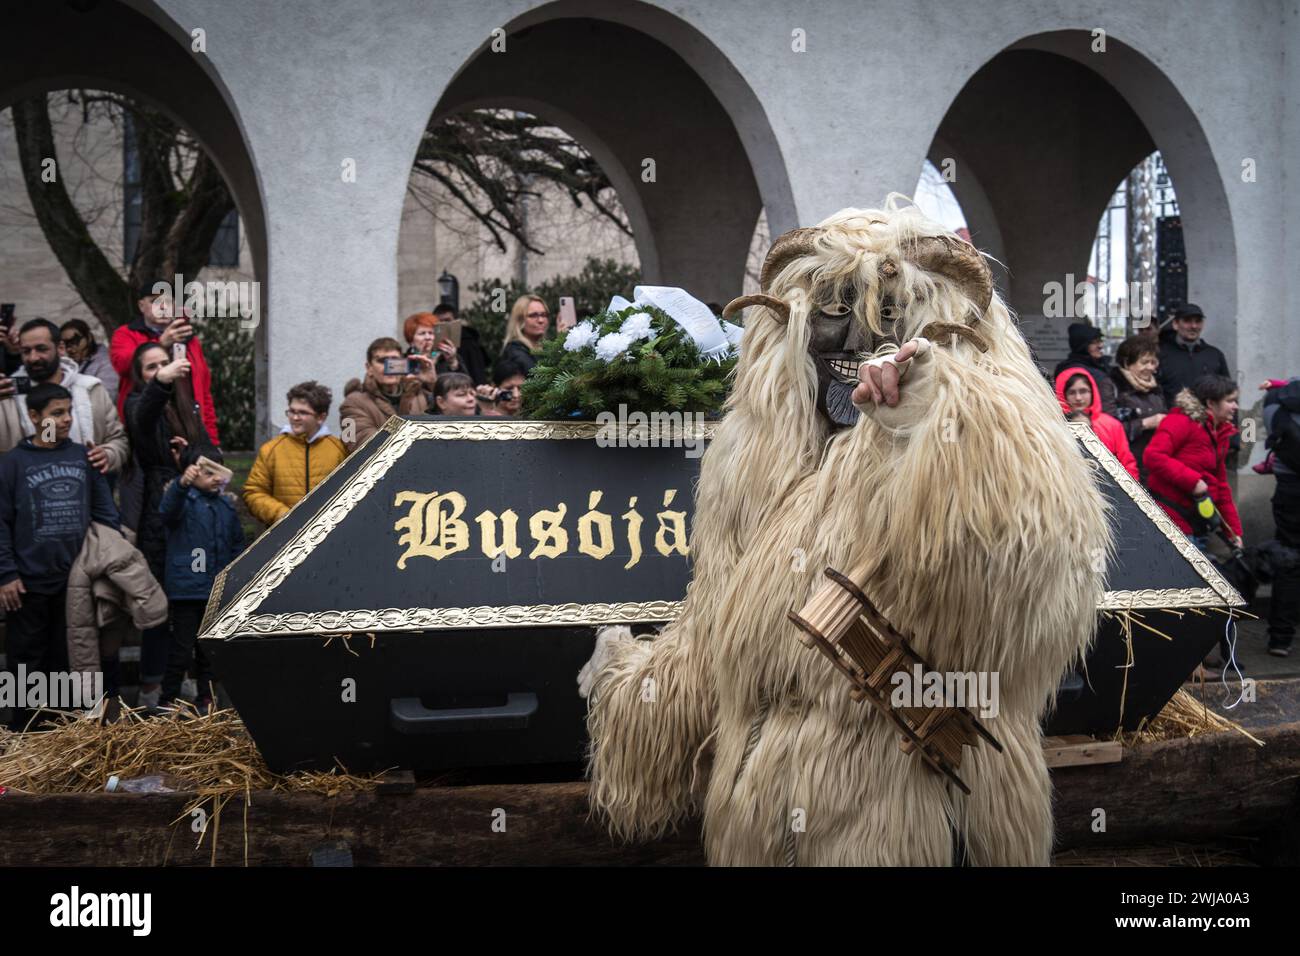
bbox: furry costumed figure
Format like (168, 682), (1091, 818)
(580, 198), (1113, 866)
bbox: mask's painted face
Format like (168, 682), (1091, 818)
(807, 283), (903, 382)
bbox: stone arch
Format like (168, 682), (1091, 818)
(1, 0), (271, 434)
(425, 0), (796, 304)
(930, 30), (1235, 365)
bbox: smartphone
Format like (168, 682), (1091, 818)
(433, 319), (463, 349)
(0, 304), (14, 332)
(383, 356), (419, 376)
(15, 377), (33, 395)
(557, 297), (577, 333)
(172, 343), (187, 361)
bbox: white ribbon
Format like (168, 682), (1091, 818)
(607, 286), (741, 360)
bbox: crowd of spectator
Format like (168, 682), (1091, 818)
(0, 285), (543, 728)
(1055, 303), (1294, 671)
(0, 285), (1293, 728)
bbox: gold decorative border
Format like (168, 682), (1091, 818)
(201, 417), (712, 640)
(235, 601), (683, 637)
(200, 565), (229, 635)
(1069, 421), (1245, 608)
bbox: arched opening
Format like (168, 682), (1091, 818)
(928, 33), (1234, 373)
(424, 2), (795, 308)
(396, 106), (642, 355)
(1, 0), (269, 441)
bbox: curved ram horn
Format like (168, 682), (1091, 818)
(759, 227), (823, 291)
(723, 293), (789, 322)
(903, 235), (993, 320)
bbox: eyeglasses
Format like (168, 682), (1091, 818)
(526, 311), (549, 319)
(286, 408), (317, 418)
(61, 333), (84, 346)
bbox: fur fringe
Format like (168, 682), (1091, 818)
(585, 198), (1113, 865)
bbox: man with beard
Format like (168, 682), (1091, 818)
(0, 319), (129, 475)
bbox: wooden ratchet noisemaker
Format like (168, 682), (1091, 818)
(787, 563), (1003, 795)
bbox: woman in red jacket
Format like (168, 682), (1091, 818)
(1143, 375), (1243, 550)
(1054, 367), (1139, 480)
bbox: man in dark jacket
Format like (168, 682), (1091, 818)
(1262, 378), (1300, 656)
(1157, 303), (1232, 405)
(0, 383), (120, 729)
(1054, 322), (1117, 413)
(433, 304), (491, 387)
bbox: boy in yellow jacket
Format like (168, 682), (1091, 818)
(243, 381), (348, 526)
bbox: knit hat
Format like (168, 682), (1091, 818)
(1067, 322), (1102, 353)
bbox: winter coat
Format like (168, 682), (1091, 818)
(109, 317), (220, 446)
(158, 478), (245, 601)
(65, 522), (168, 680)
(123, 379), (186, 578)
(1054, 352), (1118, 415)
(434, 324), (492, 386)
(500, 339), (540, 375)
(243, 424), (349, 526)
(1156, 332), (1230, 405)
(1109, 366), (1167, 477)
(0, 357), (130, 472)
(79, 344), (120, 404)
(1143, 388), (1242, 538)
(338, 373), (429, 452)
(1054, 367), (1138, 480)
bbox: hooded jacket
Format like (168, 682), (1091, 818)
(243, 422), (349, 526)
(158, 478), (245, 601)
(1054, 366), (1139, 480)
(109, 315), (220, 446)
(337, 372), (429, 452)
(0, 356), (130, 472)
(66, 522), (168, 680)
(1143, 388), (1242, 538)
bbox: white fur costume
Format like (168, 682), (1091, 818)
(583, 200), (1112, 866)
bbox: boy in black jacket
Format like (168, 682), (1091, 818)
(0, 383), (120, 729)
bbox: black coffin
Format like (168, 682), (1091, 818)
(201, 417), (703, 774)
(202, 418), (1242, 773)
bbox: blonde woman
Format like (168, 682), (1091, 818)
(500, 295), (549, 373)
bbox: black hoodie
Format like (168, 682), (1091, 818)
(0, 438), (120, 593)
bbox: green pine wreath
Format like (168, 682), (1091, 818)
(521, 305), (737, 420)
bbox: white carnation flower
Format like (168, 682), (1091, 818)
(594, 331), (635, 362)
(563, 321), (598, 351)
(619, 312), (654, 341)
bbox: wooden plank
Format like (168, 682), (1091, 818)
(1042, 735), (1123, 768)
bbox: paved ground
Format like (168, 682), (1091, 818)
(1197, 585), (1300, 682)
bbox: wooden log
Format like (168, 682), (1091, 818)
(1052, 720), (1300, 849)
(0, 781), (705, 867)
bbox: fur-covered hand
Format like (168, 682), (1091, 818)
(578, 625), (635, 699)
(853, 338), (931, 408)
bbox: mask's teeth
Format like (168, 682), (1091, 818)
(828, 358), (860, 382)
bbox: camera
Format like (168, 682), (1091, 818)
(383, 356), (420, 376)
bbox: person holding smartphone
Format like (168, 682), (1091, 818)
(0, 319), (129, 474)
(338, 337), (434, 452)
(109, 285), (221, 446)
(500, 295), (550, 374)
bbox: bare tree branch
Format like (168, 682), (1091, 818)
(411, 109), (631, 255)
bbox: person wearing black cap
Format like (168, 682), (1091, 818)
(1054, 321), (1117, 413)
(1157, 303), (1231, 406)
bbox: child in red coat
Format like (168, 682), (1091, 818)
(1055, 367), (1139, 480)
(1142, 375), (1242, 549)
